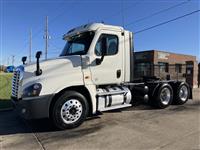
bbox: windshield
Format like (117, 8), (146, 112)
(60, 31), (95, 56)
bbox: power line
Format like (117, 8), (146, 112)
(50, 41), (63, 50)
(126, 0), (191, 27)
(48, 51), (60, 54)
(15, 1), (77, 59)
(101, 1), (141, 22)
(134, 9), (200, 34)
(47, 2), (77, 25)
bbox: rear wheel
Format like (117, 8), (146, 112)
(174, 83), (189, 105)
(51, 91), (89, 130)
(154, 84), (173, 109)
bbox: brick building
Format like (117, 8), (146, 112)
(134, 50), (198, 88)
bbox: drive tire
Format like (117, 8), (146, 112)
(51, 91), (89, 130)
(154, 84), (173, 109)
(174, 82), (190, 105)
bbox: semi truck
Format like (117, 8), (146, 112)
(11, 23), (191, 129)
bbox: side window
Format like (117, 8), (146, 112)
(95, 37), (103, 56)
(95, 34), (118, 56)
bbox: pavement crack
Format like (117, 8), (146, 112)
(21, 119), (46, 150)
(32, 132), (45, 150)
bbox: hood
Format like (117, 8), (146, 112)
(25, 56), (81, 73)
(22, 55), (82, 87)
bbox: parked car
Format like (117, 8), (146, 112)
(6, 66), (15, 73)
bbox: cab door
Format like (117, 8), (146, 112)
(89, 29), (124, 85)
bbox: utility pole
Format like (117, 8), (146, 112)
(11, 55), (15, 66)
(44, 16), (49, 60)
(29, 29), (32, 63)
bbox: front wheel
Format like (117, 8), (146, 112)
(51, 91), (89, 130)
(154, 84), (173, 109)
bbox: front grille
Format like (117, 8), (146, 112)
(12, 70), (20, 98)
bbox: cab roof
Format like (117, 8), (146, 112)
(63, 23), (124, 39)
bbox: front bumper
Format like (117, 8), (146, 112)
(11, 94), (54, 119)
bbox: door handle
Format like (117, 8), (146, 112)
(116, 70), (121, 78)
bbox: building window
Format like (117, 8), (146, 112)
(158, 62), (169, 73)
(135, 62), (151, 77)
(175, 64), (182, 73)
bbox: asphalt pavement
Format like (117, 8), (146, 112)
(0, 97), (199, 150)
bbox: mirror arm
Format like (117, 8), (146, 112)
(100, 55), (105, 62)
(35, 51), (42, 76)
(96, 54), (105, 65)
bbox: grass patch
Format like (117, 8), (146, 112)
(0, 73), (13, 110)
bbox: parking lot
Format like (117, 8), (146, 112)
(0, 94), (199, 150)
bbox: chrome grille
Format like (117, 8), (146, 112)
(12, 70), (20, 98)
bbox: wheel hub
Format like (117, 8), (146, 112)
(179, 85), (188, 101)
(60, 99), (82, 124)
(160, 87), (171, 105)
(69, 106), (77, 115)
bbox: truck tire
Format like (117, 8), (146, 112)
(174, 83), (190, 105)
(51, 91), (89, 130)
(154, 84), (173, 109)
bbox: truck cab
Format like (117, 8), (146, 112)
(12, 23), (190, 129)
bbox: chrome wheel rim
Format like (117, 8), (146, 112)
(179, 85), (188, 102)
(61, 99), (83, 124)
(160, 87), (171, 105)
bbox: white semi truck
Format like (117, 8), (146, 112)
(11, 23), (191, 129)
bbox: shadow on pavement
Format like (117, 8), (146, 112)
(0, 99), (12, 110)
(0, 109), (103, 136)
(0, 99), (199, 136)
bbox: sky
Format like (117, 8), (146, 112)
(0, 0), (199, 66)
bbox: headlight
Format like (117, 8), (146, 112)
(22, 83), (42, 98)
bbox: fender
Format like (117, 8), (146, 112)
(49, 84), (97, 118)
(151, 82), (170, 97)
(170, 81), (192, 99)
